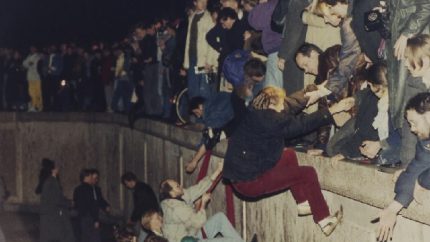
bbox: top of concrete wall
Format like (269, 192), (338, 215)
(1, 112), (429, 225)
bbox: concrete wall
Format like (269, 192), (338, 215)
(0, 113), (429, 242)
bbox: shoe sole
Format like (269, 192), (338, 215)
(323, 205), (343, 236)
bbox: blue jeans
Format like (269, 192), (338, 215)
(264, 52), (283, 88)
(196, 212), (243, 242)
(111, 80), (134, 113)
(187, 60), (215, 99)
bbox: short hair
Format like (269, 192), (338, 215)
(80, 169), (92, 182)
(242, 0), (258, 7)
(141, 210), (159, 231)
(313, 0), (348, 16)
(134, 22), (145, 30)
(218, 7), (238, 21)
(406, 93), (430, 114)
(366, 62), (388, 87)
(405, 34), (430, 71)
(189, 96), (206, 112)
(121, 172), (137, 184)
(145, 234), (168, 242)
(316, 0), (348, 6)
(159, 180), (174, 201)
(295, 43), (323, 59)
(252, 86), (286, 110)
(88, 168), (100, 176)
(244, 58), (266, 78)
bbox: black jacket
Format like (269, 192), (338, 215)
(350, 0), (382, 63)
(224, 108), (333, 182)
(73, 183), (100, 221)
(131, 181), (159, 223)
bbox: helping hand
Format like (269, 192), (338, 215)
(330, 97), (355, 114)
(359, 140), (381, 159)
(277, 58), (285, 71)
(394, 34), (409, 61)
(376, 208), (398, 242)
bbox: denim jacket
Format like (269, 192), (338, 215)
(395, 140), (430, 207)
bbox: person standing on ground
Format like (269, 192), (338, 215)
(121, 172), (160, 242)
(35, 158), (76, 242)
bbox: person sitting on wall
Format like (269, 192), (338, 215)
(375, 92), (430, 242)
(185, 58), (267, 174)
(185, 92), (234, 173)
(121, 172), (160, 242)
(223, 86), (355, 236)
(160, 161), (254, 242)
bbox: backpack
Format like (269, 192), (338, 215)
(222, 49), (250, 87)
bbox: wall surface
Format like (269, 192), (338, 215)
(0, 113), (430, 242)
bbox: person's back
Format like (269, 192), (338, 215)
(132, 181), (160, 222)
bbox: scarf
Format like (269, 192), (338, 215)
(372, 93), (389, 140)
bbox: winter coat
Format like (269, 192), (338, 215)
(130, 181), (159, 223)
(324, 17), (362, 98)
(395, 139), (430, 207)
(248, 0), (282, 54)
(39, 177), (75, 242)
(224, 108), (333, 182)
(387, 0), (430, 128)
(23, 53), (41, 81)
(183, 10), (219, 69)
(161, 177), (212, 242)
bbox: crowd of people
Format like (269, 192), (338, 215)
(7, 0), (430, 241)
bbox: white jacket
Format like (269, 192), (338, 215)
(183, 10), (219, 69)
(23, 53), (41, 81)
(161, 177), (212, 242)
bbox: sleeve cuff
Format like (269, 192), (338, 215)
(394, 194), (412, 208)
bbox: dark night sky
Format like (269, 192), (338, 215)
(0, 0), (187, 48)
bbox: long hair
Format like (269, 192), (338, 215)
(35, 158), (55, 195)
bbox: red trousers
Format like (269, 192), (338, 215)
(233, 149), (330, 223)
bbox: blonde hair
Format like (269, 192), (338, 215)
(405, 34), (430, 71)
(252, 86), (286, 110)
(141, 210), (159, 231)
(312, 0), (347, 17)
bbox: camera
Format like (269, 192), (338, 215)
(364, 9), (391, 40)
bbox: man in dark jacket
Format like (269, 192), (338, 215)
(376, 93), (430, 242)
(207, 7), (247, 76)
(142, 22), (163, 116)
(273, 0), (312, 94)
(386, 0), (430, 167)
(89, 169), (110, 214)
(73, 169), (101, 242)
(121, 172), (159, 241)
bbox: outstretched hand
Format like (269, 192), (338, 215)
(394, 34), (409, 61)
(330, 97), (355, 114)
(375, 201), (402, 242)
